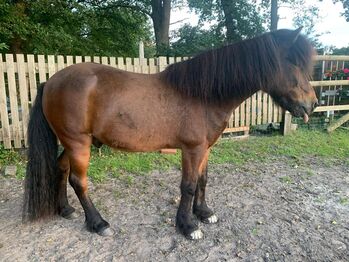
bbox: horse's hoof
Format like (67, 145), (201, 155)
(202, 214), (218, 224)
(98, 227), (115, 237)
(63, 212), (79, 220)
(189, 229), (203, 240)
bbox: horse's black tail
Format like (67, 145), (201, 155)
(23, 82), (59, 221)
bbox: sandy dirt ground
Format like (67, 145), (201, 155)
(0, 157), (348, 261)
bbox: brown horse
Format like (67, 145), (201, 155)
(23, 28), (318, 240)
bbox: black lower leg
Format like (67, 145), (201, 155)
(193, 167), (214, 221)
(176, 180), (198, 237)
(69, 174), (109, 234)
(57, 151), (75, 218)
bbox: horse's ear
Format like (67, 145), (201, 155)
(290, 27), (303, 44)
(272, 28), (303, 48)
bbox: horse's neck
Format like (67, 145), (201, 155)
(206, 87), (260, 133)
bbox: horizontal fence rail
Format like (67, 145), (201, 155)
(0, 54), (348, 149)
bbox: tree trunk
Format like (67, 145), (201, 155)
(271, 0), (278, 30)
(221, 0), (240, 43)
(151, 0), (171, 56)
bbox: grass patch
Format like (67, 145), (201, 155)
(1, 129), (348, 182)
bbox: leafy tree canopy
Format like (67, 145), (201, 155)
(0, 0), (152, 56)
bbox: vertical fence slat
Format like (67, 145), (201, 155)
(47, 55), (56, 78)
(93, 56), (100, 64)
(110, 57), (116, 68)
(257, 91), (262, 125)
(126, 58), (133, 72)
(267, 95), (273, 123)
(75, 56), (82, 64)
(251, 93), (257, 125)
(38, 55), (46, 83)
(245, 97), (251, 127)
(240, 101), (245, 126)
(158, 57), (167, 72)
(0, 56), (11, 148)
(84, 56), (91, 63)
(134, 58), (140, 73)
(16, 54), (30, 147)
(6, 54), (21, 148)
(262, 92), (268, 124)
(234, 107), (239, 127)
(27, 54), (37, 105)
(273, 101), (279, 123)
(117, 57), (125, 70)
(57, 55), (65, 71)
(149, 58), (156, 73)
(66, 56), (73, 66)
(101, 56), (108, 65)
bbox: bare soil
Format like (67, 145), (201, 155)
(0, 158), (348, 261)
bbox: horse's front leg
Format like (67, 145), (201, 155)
(177, 144), (208, 240)
(193, 150), (218, 224)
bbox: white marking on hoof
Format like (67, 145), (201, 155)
(98, 227), (115, 237)
(190, 229), (203, 240)
(207, 214), (218, 224)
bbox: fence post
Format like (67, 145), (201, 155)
(282, 111), (293, 135)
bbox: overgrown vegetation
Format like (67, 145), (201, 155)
(0, 129), (348, 182)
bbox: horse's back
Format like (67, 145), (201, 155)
(42, 63), (198, 151)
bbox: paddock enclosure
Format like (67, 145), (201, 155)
(0, 54), (348, 149)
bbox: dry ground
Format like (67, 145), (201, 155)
(0, 158), (348, 261)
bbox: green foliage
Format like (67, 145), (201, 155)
(170, 24), (225, 56)
(187, 0), (265, 42)
(0, 0), (152, 56)
(334, 0), (349, 21)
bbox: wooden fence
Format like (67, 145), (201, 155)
(0, 54), (348, 149)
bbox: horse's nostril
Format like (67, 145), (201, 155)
(313, 101), (319, 109)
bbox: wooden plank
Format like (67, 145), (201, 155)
(110, 57), (116, 68)
(149, 58), (156, 73)
(93, 56), (100, 64)
(262, 92), (268, 124)
(47, 55), (56, 78)
(267, 94), (273, 123)
(315, 55), (349, 61)
(133, 58), (140, 73)
(311, 80), (349, 87)
(37, 55), (46, 83)
(223, 126), (250, 133)
(27, 54), (37, 105)
(272, 99), (279, 123)
(282, 111), (293, 135)
(57, 55), (65, 71)
(240, 101), (245, 127)
(6, 54), (21, 148)
(66, 56), (73, 66)
(314, 105), (349, 112)
(16, 54), (30, 147)
(234, 107), (239, 127)
(158, 56), (167, 72)
(251, 93), (257, 125)
(75, 56), (82, 64)
(327, 112), (349, 132)
(101, 56), (108, 65)
(84, 56), (91, 63)
(117, 57), (125, 70)
(0, 55), (11, 148)
(257, 91), (263, 125)
(125, 57), (133, 72)
(245, 97), (251, 126)
(169, 57), (175, 64)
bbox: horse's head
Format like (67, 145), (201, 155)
(267, 28), (318, 123)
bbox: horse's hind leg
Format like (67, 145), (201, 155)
(66, 143), (114, 236)
(193, 151), (218, 224)
(177, 145), (208, 240)
(57, 150), (75, 218)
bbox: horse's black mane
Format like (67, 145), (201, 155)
(161, 29), (314, 103)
